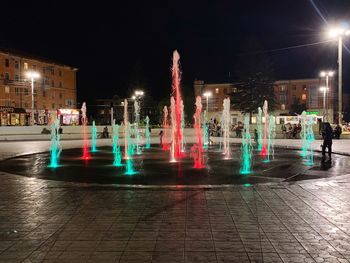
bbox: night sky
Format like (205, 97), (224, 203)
(2, 0), (350, 104)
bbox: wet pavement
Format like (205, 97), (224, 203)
(0, 141), (350, 262)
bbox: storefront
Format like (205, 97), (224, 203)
(57, 109), (80, 125)
(0, 107), (28, 126)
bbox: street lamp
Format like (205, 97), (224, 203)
(203, 91), (212, 113)
(319, 86), (329, 121)
(319, 71), (334, 122)
(327, 24), (350, 124)
(25, 71), (40, 125)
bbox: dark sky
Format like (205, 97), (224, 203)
(2, 0), (350, 104)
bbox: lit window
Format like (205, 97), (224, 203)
(215, 88), (219, 94)
(5, 86), (10, 93)
(24, 62), (28, 70)
(301, 94), (307, 100)
(24, 88), (29, 96)
(281, 104), (285, 110)
(280, 85), (286, 91)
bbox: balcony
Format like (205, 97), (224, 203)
(3, 79), (30, 87)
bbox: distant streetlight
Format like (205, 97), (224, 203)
(319, 71), (334, 122)
(327, 24), (350, 124)
(203, 91), (212, 113)
(25, 71), (40, 125)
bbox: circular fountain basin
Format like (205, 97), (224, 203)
(0, 145), (348, 186)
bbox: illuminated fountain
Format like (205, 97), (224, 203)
(190, 96), (205, 168)
(222, 98), (231, 159)
(171, 50), (184, 158)
(123, 100), (136, 174)
(81, 102), (90, 160)
(203, 110), (209, 149)
(257, 107), (263, 151)
(112, 123), (123, 167)
(134, 98), (141, 154)
(144, 116), (151, 149)
(240, 114), (253, 174)
(48, 119), (62, 168)
(91, 121), (97, 152)
(304, 115), (315, 166)
(267, 115), (276, 161)
(180, 99), (185, 152)
(300, 111), (307, 157)
(260, 100), (268, 160)
(162, 106), (169, 150)
(170, 96), (176, 162)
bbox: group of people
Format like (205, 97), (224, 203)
(281, 123), (302, 139)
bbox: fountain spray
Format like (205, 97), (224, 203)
(171, 50), (184, 158)
(257, 107), (263, 151)
(170, 96), (176, 162)
(81, 102), (90, 160)
(260, 100), (268, 160)
(49, 119), (62, 168)
(134, 98), (141, 154)
(240, 114), (253, 174)
(91, 121), (97, 152)
(267, 115), (276, 161)
(300, 111), (307, 158)
(203, 110), (209, 149)
(222, 98), (231, 159)
(191, 96), (205, 168)
(145, 116), (151, 149)
(305, 115), (315, 166)
(180, 99), (185, 152)
(162, 106), (169, 150)
(112, 123), (123, 167)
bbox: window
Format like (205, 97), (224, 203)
(301, 94), (307, 100)
(51, 80), (54, 87)
(58, 70), (62, 76)
(224, 88), (227, 94)
(15, 87), (19, 96)
(292, 85), (296, 90)
(279, 94), (286, 103)
(280, 85), (286, 91)
(24, 62), (28, 70)
(281, 104), (286, 110)
(43, 90), (46, 97)
(24, 88), (29, 96)
(292, 95), (296, 101)
(59, 81), (63, 88)
(52, 103), (55, 109)
(215, 88), (219, 94)
(5, 73), (9, 80)
(43, 68), (46, 74)
(5, 101), (11, 106)
(34, 101), (37, 108)
(5, 59), (9, 67)
(5, 86), (10, 93)
(15, 75), (19, 81)
(14, 61), (19, 69)
(25, 103), (28, 108)
(59, 93), (63, 99)
(51, 69), (54, 75)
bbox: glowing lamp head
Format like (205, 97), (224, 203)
(320, 71), (326, 77)
(203, 91), (212, 98)
(26, 71), (40, 79)
(134, 90), (144, 96)
(328, 71), (335, 77)
(328, 23), (350, 38)
(132, 95), (136, 100)
(319, 86), (328, 92)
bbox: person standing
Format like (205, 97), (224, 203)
(322, 122), (333, 161)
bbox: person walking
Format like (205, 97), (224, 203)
(322, 122), (333, 162)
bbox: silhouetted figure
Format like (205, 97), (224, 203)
(159, 130), (164, 146)
(334, 124), (342, 139)
(102, 126), (109, 138)
(254, 129), (258, 145)
(322, 122), (333, 161)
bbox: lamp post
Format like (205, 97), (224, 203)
(328, 25), (350, 125)
(25, 71), (40, 125)
(319, 71), (334, 122)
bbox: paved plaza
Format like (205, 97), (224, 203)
(0, 139), (350, 262)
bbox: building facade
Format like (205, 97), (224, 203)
(0, 49), (78, 125)
(194, 78), (337, 123)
